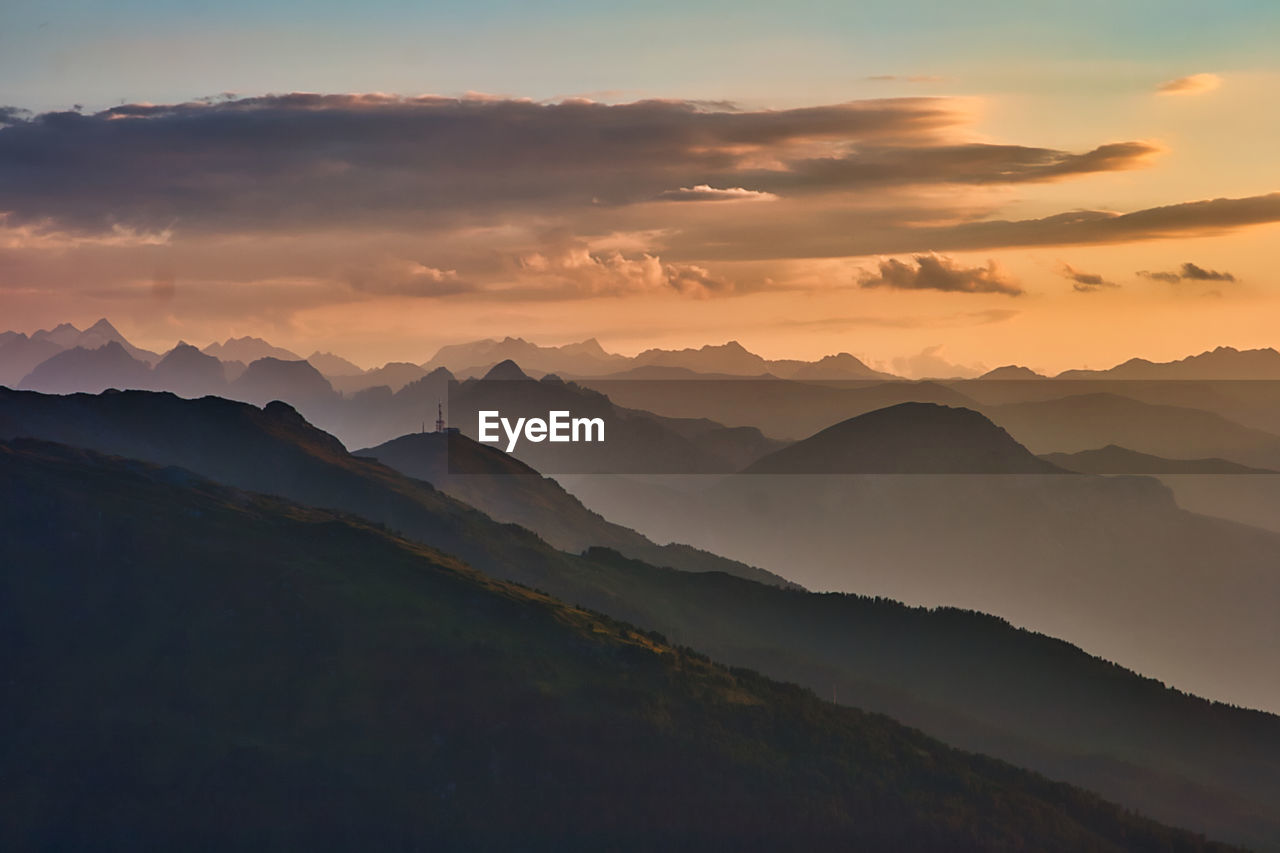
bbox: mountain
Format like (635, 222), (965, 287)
(152, 342), (229, 398)
(448, 367), (773, 473)
(986, 393), (1280, 470)
(744, 402), (1066, 474)
(18, 341), (153, 394)
(71, 317), (161, 364)
(329, 361), (426, 394)
(1056, 346), (1280, 380)
(202, 335), (301, 363)
(230, 357), (337, 407)
(578, 377), (974, 441)
(2, 438), (1240, 852)
(423, 335), (628, 378)
(3, 387), (1280, 848)
(0, 319), (158, 386)
(481, 358), (533, 381)
(0, 334), (65, 387)
(981, 365), (1046, 380)
(635, 340), (772, 375)
(1043, 445), (1277, 475)
(307, 349), (365, 376)
(28, 321), (84, 348)
(355, 430), (798, 589)
(781, 352), (898, 381)
(569, 406), (1280, 717)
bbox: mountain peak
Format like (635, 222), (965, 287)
(482, 359), (531, 381)
(745, 402), (1065, 474)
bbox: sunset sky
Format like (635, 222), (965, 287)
(2, 0), (1279, 375)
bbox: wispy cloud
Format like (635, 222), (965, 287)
(1157, 73), (1222, 96)
(1138, 261), (1236, 283)
(1061, 263), (1118, 293)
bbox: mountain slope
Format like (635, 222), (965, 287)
(987, 393), (1280, 469)
(744, 402), (1066, 474)
(18, 341), (153, 394)
(1056, 346), (1280, 380)
(1043, 445), (1277, 475)
(356, 430), (799, 588)
(2, 387), (1279, 849)
(1, 438), (1236, 852)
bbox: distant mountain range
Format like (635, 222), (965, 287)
(1042, 444), (1277, 475)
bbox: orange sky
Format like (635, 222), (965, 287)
(2, 58), (1278, 375)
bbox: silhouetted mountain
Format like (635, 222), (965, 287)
(3, 438), (1238, 852)
(424, 335), (628, 378)
(1, 319), (158, 386)
(481, 358), (532, 381)
(3, 387), (1279, 849)
(18, 341), (152, 394)
(152, 342), (229, 398)
(635, 340), (771, 375)
(778, 352), (898, 381)
(202, 335), (301, 363)
(307, 349), (365, 376)
(29, 321), (83, 347)
(579, 377), (975, 440)
(744, 403), (1065, 474)
(981, 365), (1046, 380)
(230, 357), (336, 407)
(987, 393), (1280, 470)
(329, 360), (426, 394)
(0, 334), (65, 387)
(451, 369), (769, 473)
(356, 430), (798, 589)
(1043, 445), (1277, 475)
(1056, 346), (1280, 380)
(72, 317), (161, 364)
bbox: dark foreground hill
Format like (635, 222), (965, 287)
(0, 439), (1237, 852)
(2, 388), (1279, 849)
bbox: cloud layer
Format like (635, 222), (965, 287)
(859, 255), (1022, 296)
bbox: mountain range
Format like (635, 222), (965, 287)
(3, 386), (1280, 848)
(2, 437), (1238, 851)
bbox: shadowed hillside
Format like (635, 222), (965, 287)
(1, 439), (1238, 852)
(2, 388), (1279, 849)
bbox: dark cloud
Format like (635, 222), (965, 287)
(1061, 264), (1119, 293)
(1138, 262), (1237, 284)
(858, 255), (1022, 295)
(0, 94), (1157, 237)
(749, 141), (1158, 192)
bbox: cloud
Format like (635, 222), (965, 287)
(858, 254), (1023, 295)
(1060, 263), (1118, 293)
(344, 259), (471, 297)
(515, 234), (733, 298)
(0, 94), (1157, 237)
(1138, 261), (1236, 284)
(656, 185), (778, 202)
(891, 344), (986, 379)
(1157, 73), (1222, 96)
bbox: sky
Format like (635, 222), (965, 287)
(2, 0), (1279, 374)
